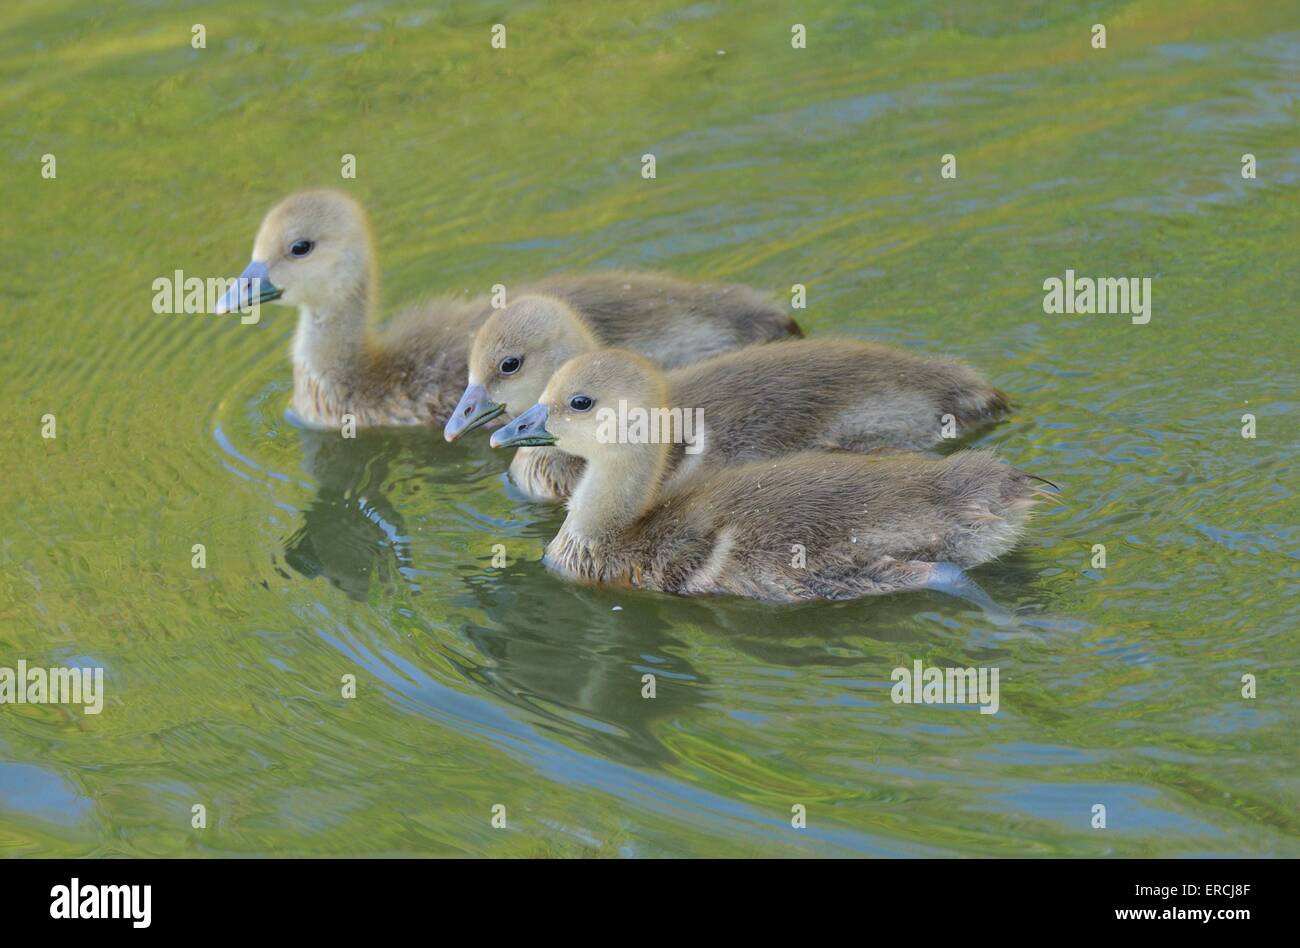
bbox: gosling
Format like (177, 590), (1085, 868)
(489, 350), (1046, 603)
(447, 295), (1009, 500)
(214, 190), (799, 428)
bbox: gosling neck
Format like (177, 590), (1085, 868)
(565, 439), (669, 540)
(291, 276), (377, 383)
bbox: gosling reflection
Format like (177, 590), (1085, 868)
(447, 561), (708, 770)
(281, 423), (1035, 771)
(284, 414), (514, 599)
(283, 426), (417, 599)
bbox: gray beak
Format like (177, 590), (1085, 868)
(213, 260), (282, 315)
(444, 383), (506, 442)
(489, 403), (556, 448)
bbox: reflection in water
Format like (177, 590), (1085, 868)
(283, 427), (417, 600)
(283, 423), (706, 770)
(279, 414), (1082, 782)
(455, 569), (705, 770)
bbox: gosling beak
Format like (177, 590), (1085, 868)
(213, 260), (282, 315)
(489, 403), (556, 448)
(444, 383), (506, 442)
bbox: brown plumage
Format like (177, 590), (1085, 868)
(489, 350), (1046, 603)
(220, 190), (799, 428)
(455, 295), (1009, 500)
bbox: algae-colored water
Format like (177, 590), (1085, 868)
(1, 0), (1297, 856)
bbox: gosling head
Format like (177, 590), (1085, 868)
(488, 349), (668, 463)
(214, 189), (375, 318)
(443, 295), (600, 442)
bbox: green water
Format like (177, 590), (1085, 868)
(2, 0), (1297, 857)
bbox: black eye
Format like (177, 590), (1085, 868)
(289, 239), (314, 257)
(499, 356), (522, 375)
(569, 394), (593, 412)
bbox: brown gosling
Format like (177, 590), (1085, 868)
(214, 190), (799, 428)
(447, 295), (1009, 501)
(488, 350), (1047, 603)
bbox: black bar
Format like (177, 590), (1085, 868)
(0, 857), (1286, 934)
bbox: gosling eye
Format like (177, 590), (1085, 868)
(499, 356), (522, 375)
(568, 394), (594, 412)
(288, 239), (315, 258)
